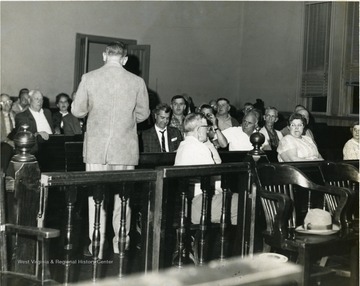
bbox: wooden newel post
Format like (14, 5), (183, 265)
(5, 124), (42, 274)
(245, 131), (269, 165)
(244, 131), (269, 256)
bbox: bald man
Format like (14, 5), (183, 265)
(222, 110), (259, 151)
(9, 90), (53, 153)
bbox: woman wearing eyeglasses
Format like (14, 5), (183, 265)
(277, 113), (323, 162)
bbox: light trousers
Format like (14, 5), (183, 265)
(86, 163), (134, 257)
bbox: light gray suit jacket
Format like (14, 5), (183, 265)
(72, 62), (150, 165)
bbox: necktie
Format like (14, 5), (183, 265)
(159, 130), (166, 152)
(9, 114), (13, 130)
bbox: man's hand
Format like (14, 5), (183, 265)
(206, 113), (218, 127)
(37, 131), (50, 140)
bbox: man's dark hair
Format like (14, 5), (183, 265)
(171, 95), (186, 104)
(153, 103), (171, 115)
(199, 104), (212, 110)
(18, 88), (29, 99)
(216, 98), (230, 104)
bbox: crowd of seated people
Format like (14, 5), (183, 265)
(1, 88), (84, 171)
(1, 89), (358, 174)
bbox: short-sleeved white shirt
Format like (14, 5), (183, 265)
(222, 126), (253, 151)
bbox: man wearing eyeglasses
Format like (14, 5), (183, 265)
(174, 113), (238, 225)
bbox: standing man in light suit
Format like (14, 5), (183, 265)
(72, 41), (150, 258)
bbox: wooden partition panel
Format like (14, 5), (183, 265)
(156, 162), (252, 268)
(41, 169), (160, 282)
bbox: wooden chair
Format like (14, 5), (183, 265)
(319, 161), (359, 231)
(254, 163), (358, 286)
(0, 172), (60, 285)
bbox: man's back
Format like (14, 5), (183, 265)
(72, 62), (149, 165)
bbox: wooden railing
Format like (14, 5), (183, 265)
(40, 169), (160, 282)
(156, 163), (251, 267)
(39, 162), (254, 281)
(4, 128), (358, 284)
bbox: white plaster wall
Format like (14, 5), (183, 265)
(1, 1), (302, 111)
(239, 1), (303, 110)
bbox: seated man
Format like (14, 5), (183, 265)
(9, 89), (53, 154)
(169, 95), (187, 135)
(216, 98), (240, 131)
(1, 93), (16, 171)
(1, 93), (15, 146)
(53, 93), (82, 135)
(174, 112), (238, 224)
(237, 102), (254, 123)
(222, 110), (259, 151)
(260, 106), (283, 150)
(11, 88), (30, 115)
(141, 103), (183, 152)
(199, 104), (228, 151)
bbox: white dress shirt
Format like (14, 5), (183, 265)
(29, 108), (53, 134)
(154, 125), (169, 152)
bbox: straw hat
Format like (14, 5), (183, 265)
(303, 208), (332, 230)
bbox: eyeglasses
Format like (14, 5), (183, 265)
(265, 114), (277, 118)
(0, 100), (12, 105)
(290, 123), (304, 128)
(198, 125), (210, 130)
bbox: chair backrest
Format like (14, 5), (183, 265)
(319, 162), (359, 222)
(255, 164), (307, 236)
(255, 163), (350, 239)
(320, 162), (359, 189)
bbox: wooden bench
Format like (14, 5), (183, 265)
(60, 141), (280, 172)
(37, 135), (83, 172)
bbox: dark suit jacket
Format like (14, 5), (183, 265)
(141, 126), (183, 152)
(53, 111), (82, 135)
(9, 108), (54, 154)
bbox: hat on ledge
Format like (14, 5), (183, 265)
(303, 208), (332, 230)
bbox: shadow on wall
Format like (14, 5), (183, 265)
(125, 54), (160, 131)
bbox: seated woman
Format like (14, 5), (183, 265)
(343, 121), (359, 160)
(281, 107), (316, 142)
(277, 113), (323, 162)
(53, 93), (82, 136)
